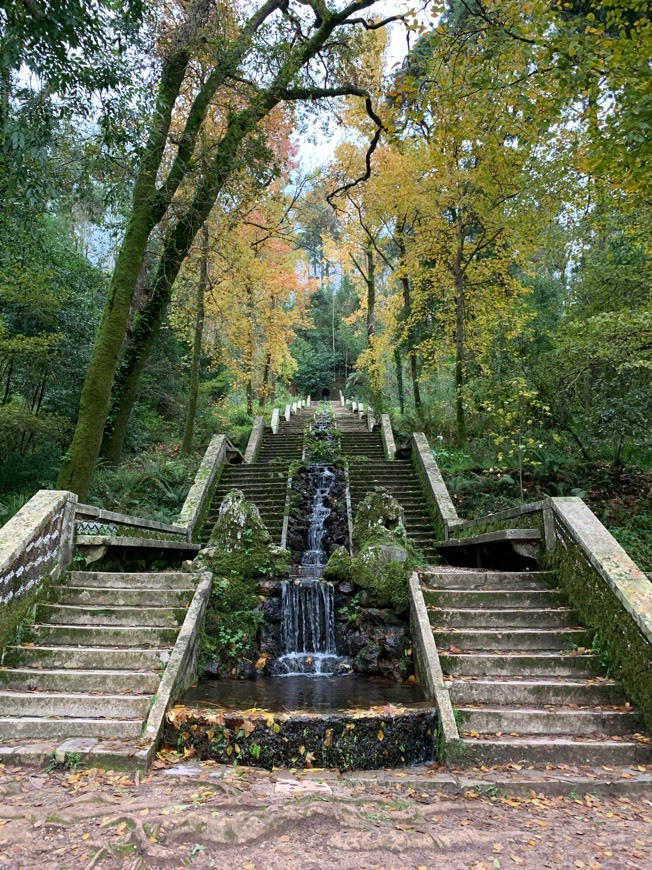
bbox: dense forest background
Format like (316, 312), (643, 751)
(0, 0), (649, 568)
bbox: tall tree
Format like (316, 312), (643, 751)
(57, 0), (401, 498)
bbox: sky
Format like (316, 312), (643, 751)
(296, 3), (418, 171)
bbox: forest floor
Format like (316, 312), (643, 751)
(1, 759), (652, 869)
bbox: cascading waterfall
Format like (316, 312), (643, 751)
(302, 465), (335, 573)
(276, 461), (343, 676)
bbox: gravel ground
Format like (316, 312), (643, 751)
(1, 759), (651, 869)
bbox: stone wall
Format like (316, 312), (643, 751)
(0, 490), (76, 607)
(177, 434), (230, 540)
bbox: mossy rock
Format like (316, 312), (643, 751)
(208, 489), (270, 550)
(352, 487), (407, 550)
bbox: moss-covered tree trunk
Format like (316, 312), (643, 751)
(55, 0), (283, 497)
(397, 256), (421, 414)
(181, 222), (209, 455)
(366, 244), (375, 342)
(259, 352), (271, 408)
(55, 44), (193, 497)
(454, 220), (467, 446)
(394, 348), (405, 414)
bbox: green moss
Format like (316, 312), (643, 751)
(0, 573), (55, 655)
(325, 489), (423, 615)
(195, 490), (289, 675)
(411, 454), (446, 541)
(450, 508), (545, 541)
(543, 543), (652, 729)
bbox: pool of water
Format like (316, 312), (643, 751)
(181, 675), (428, 713)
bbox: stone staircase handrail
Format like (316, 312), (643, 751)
(244, 416), (265, 464)
(178, 433), (242, 540)
(144, 569), (213, 750)
(75, 504), (187, 538)
(550, 497), (652, 648)
(270, 407), (280, 434)
(411, 433), (462, 540)
(0, 490), (77, 608)
(380, 414), (396, 460)
(408, 571), (460, 753)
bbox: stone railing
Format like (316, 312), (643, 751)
(244, 415), (265, 464)
(177, 433), (243, 541)
(75, 504), (188, 542)
(379, 414), (396, 460)
(410, 433), (462, 540)
(271, 407), (280, 434)
(0, 490), (77, 607)
(408, 572), (461, 758)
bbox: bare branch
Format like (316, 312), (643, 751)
(341, 14), (407, 30)
(327, 97), (384, 208)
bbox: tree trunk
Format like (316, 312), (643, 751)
(91, 99), (280, 468)
(181, 223), (208, 455)
(394, 348), (405, 414)
(409, 351), (422, 411)
(55, 0), (283, 497)
(396, 237), (422, 415)
(454, 225), (467, 446)
(56, 4), (368, 497)
(55, 46), (193, 497)
(366, 244), (375, 342)
(259, 353), (271, 408)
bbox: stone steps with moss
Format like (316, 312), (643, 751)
(0, 569), (195, 742)
(346, 455), (438, 562)
(422, 568), (652, 766)
(200, 461), (291, 545)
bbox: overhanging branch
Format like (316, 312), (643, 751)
(327, 96), (384, 209)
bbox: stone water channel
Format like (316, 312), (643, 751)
(179, 407), (435, 769)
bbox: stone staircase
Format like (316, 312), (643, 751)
(257, 406), (313, 462)
(422, 567), (651, 765)
(200, 406), (315, 545)
(334, 403), (439, 561)
(200, 464), (290, 545)
(0, 570), (195, 742)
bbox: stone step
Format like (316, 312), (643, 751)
(421, 570), (557, 590)
(52, 587), (192, 608)
(349, 472), (418, 481)
(423, 589), (565, 608)
(0, 716), (143, 740)
(459, 706), (638, 737)
(32, 624), (176, 648)
(428, 607), (576, 629)
(69, 572), (191, 590)
(0, 667), (159, 694)
(447, 678), (625, 707)
(221, 466), (291, 474)
(0, 690), (150, 719)
(2, 645), (170, 671)
(459, 736), (652, 767)
(440, 652), (600, 677)
(36, 604), (184, 627)
(216, 477), (289, 486)
(433, 627), (592, 650)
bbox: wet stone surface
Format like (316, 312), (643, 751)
(182, 674), (427, 713)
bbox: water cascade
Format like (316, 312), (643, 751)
(276, 462), (342, 675)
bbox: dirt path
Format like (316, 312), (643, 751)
(1, 760), (651, 869)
